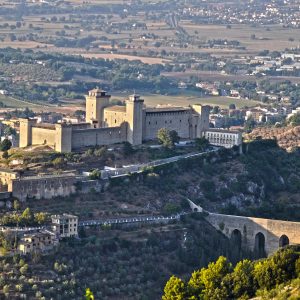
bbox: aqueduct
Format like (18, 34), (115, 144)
(187, 200), (300, 256)
(206, 212), (300, 256)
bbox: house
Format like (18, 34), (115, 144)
(51, 214), (79, 238)
(18, 230), (58, 255)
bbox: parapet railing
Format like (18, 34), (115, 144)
(100, 149), (218, 179)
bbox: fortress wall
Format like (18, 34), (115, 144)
(31, 127), (56, 147)
(71, 124), (127, 149)
(11, 175), (80, 201)
(103, 110), (127, 127)
(11, 175), (107, 201)
(144, 111), (191, 140)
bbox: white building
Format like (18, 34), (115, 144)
(205, 129), (242, 148)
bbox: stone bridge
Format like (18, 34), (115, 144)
(189, 200), (300, 256)
(206, 212), (300, 256)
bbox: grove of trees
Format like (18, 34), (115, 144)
(163, 246), (300, 300)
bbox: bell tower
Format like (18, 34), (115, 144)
(85, 88), (110, 128)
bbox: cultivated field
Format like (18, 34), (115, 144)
(110, 93), (261, 108)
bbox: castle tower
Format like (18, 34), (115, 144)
(55, 123), (72, 153)
(192, 104), (210, 138)
(126, 94), (144, 145)
(19, 118), (37, 148)
(85, 88), (111, 128)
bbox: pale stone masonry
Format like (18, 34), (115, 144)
(19, 88), (210, 152)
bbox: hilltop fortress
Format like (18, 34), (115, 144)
(19, 88), (210, 152)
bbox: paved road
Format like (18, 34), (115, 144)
(101, 148), (219, 179)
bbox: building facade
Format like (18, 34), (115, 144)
(51, 214), (78, 238)
(19, 88), (210, 152)
(204, 129), (242, 148)
(18, 230), (58, 255)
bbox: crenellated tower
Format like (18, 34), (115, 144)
(85, 88), (111, 128)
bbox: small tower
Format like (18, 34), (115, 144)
(19, 118), (37, 148)
(85, 88), (111, 128)
(126, 94), (144, 145)
(55, 123), (72, 153)
(192, 104), (210, 138)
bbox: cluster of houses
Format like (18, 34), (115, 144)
(251, 53), (300, 76)
(181, 0), (300, 27)
(5, 214), (79, 255)
(209, 104), (298, 129)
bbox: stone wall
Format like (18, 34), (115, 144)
(143, 110), (191, 140)
(71, 123), (127, 149)
(103, 108), (127, 128)
(206, 213), (300, 255)
(31, 127), (56, 147)
(11, 174), (81, 201)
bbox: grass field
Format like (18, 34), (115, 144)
(111, 92), (261, 108)
(181, 23), (300, 53)
(0, 95), (40, 109)
(81, 53), (170, 64)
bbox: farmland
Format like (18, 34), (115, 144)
(0, 0), (298, 107)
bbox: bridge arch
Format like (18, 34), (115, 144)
(231, 229), (242, 251)
(254, 232), (266, 258)
(279, 235), (289, 248)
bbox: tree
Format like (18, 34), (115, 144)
(253, 248), (298, 291)
(200, 256), (232, 299)
(195, 137), (209, 151)
(2, 151), (8, 159)
(122, 141), (134, 157)
(85, 288), (94, 300)
(0, 139), (12, 151)
(20, 264), (29, 275)
(4, 126), (16, 136)
(244, 117), (255, 133)
(232, 259), (255, 299)
(157, 128), (179, 148)
(13, 200), (20, 211)
(52, 157), (66, 168)
(89, 169), (101, 180)
(21, 208), (34, 225)
(162, 275), (187, 300)
(34, 212), (47, 225)
(187, 270), (204, 299)
(288, 113), (300, 126)
(169, 130), (180, 145)
(212, 106), (220, 114)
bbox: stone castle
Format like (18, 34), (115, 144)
(19, 88), (210, 152)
